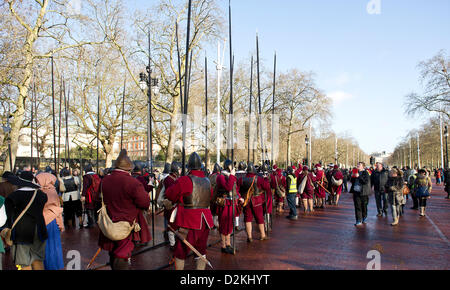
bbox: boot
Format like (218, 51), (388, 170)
(175, 258), (185, 270)
(112, 257), (130, 270)
(391, 217), (399, 226)
(420, 207), (426, 217)
(196, 257), (207, 270)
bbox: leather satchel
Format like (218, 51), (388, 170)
(97, 184), (141, 241)
(1, 190), (38, 247)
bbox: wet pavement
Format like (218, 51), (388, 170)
(3, 181), (449, 270)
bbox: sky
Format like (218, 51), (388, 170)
(128, 0), (450, 155)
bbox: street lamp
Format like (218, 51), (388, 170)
(139, 67), (159, 173)
(445, 125), (449, 169)
(305, 135), (309, 167)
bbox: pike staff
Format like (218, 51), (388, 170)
(120, 78), (126, 150)
(271, 52), (276, 168)
(181, 0), (193, 176)
(30, 81), (34, 169)
(51, 56), (57, 171)
(97, 85), (100, 175)
(256, 34), (265, 165)
(58, 78), (63, 174)
(205, 56), (209, 169)
(248, 56), (253, 165)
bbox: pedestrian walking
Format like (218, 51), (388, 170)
(35, 172), (64, 270)
(1, 171), (48, 270)
(371, 162), (389, 217)
(414, 169), (432, 217)
(350, 162), (371, 226)
(385, 168), (404, 226)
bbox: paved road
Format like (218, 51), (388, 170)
(3, 181), (449, 270)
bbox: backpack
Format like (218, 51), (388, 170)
(274, 175), (286, 198)
(87, 174), (101, 203)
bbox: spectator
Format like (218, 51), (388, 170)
(60, 168), (83, 229)
(3, 171), (48, 270)
(81, 164), (101, 228)
(444, 168), (450, 199)
(35, 173), (64, 270)
(350, 162), (371, 226)
(371, 162), (389, 217)
(385, 168), (404, 226)
(414, 169), (432, 217)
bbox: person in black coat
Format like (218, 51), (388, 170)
(371, 163), (389, 217)
(4, 171), (48, 270)
(350, 162), (371, 226)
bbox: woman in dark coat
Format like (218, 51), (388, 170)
(385, 168), (404, 226)
(3, 171), (48, 270)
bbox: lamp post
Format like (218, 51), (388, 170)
(305, 135), (309, 167)
(139, 69), (159, 173)
(445, 125), (449, 169)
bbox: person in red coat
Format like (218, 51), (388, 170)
(271, 165), (286, 213)
(214, 159), (243, 254)
(331, 165), (344, 206)
(314, 164), (327, 209)
(297, 166), (315, 213)
(98, 150), (151, 270)
(81, 164), (101, 228)
(165, 152), (214, 270)
(238, 163), (270, 242)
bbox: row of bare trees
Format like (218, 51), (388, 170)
(0, 0), (369, 171)
(389, 50), (449, 169)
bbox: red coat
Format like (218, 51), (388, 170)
(98, 170), (151, 258)
(314, 170), (327, 198)
(332, 170), (344, 195)
(238, 173), (271, 207)
(165, 170), (214, 230)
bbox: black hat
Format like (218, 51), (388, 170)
(187, 152), (202, 170)
(287, 166), (294, 174)
(45, 166), (53, 173)
(223, 159), (233, 172)
(213, 163), (221, 173)
(238, 161), (247, 171)
(7, 171), (41, 189)
(247, 162), (257, 174)
(84, 164), (94, 173)
(170, 162), (180, 174)
(163, 163), (171, 174)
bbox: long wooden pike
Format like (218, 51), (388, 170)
(30, 80), (34, 169)
(175, 21), (184, 115)
(168, 225), (213, 269)
(34, 80), (39, 168)
(120, 78), (126, 150)
(248, 56), (253, 164)
(181, 0), (193, 176)
(97, 85), (100, 174)
(86, 247), (102, 270)
(58, 77), (63, 173)
(51, 57), (57, 171)
(63, 80), (68, 168)
(66, 83), (71, 167)
(271, 52), (276, 167)
(205, 56), (209, 168)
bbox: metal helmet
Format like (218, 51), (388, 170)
(261, 163), (269, 172)
(287, 166), (294, 174)
(84, 164), (93, 173)
(223, 159), (233, 172)
(238, 161), (247, 171)
(187, 152), (202, 170)
(247, 162), (257, 174)
(213, 163), (221, 173)
(170, 161), (181, 174)
(133, 161), (144, 173)
(162, 163), (171, 174)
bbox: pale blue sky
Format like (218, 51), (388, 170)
(129, 0), (450, 154)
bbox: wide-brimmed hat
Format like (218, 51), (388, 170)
(6, 171), (41, 189)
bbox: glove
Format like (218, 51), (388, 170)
(163, 199), (173, 211)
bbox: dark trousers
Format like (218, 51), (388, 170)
(353, 194), (369, 222)
(374, 191), (388, 214)
(419, 197), (427, 208)
(286, 193), (298, 217)
(411, 193), (419, 209)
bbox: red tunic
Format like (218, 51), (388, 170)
(297, 172), (315, 199)
(165, 170), (214, 230)
(332, 170), (344, 195)
(215, 173), (240, 235)
(271, 170), (286, 203)
(98, 170), (151, 259)
(238, 173), (270, 224)
(314, 170), (327, 199)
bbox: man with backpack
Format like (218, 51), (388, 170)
(81, 164), (101, 228)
